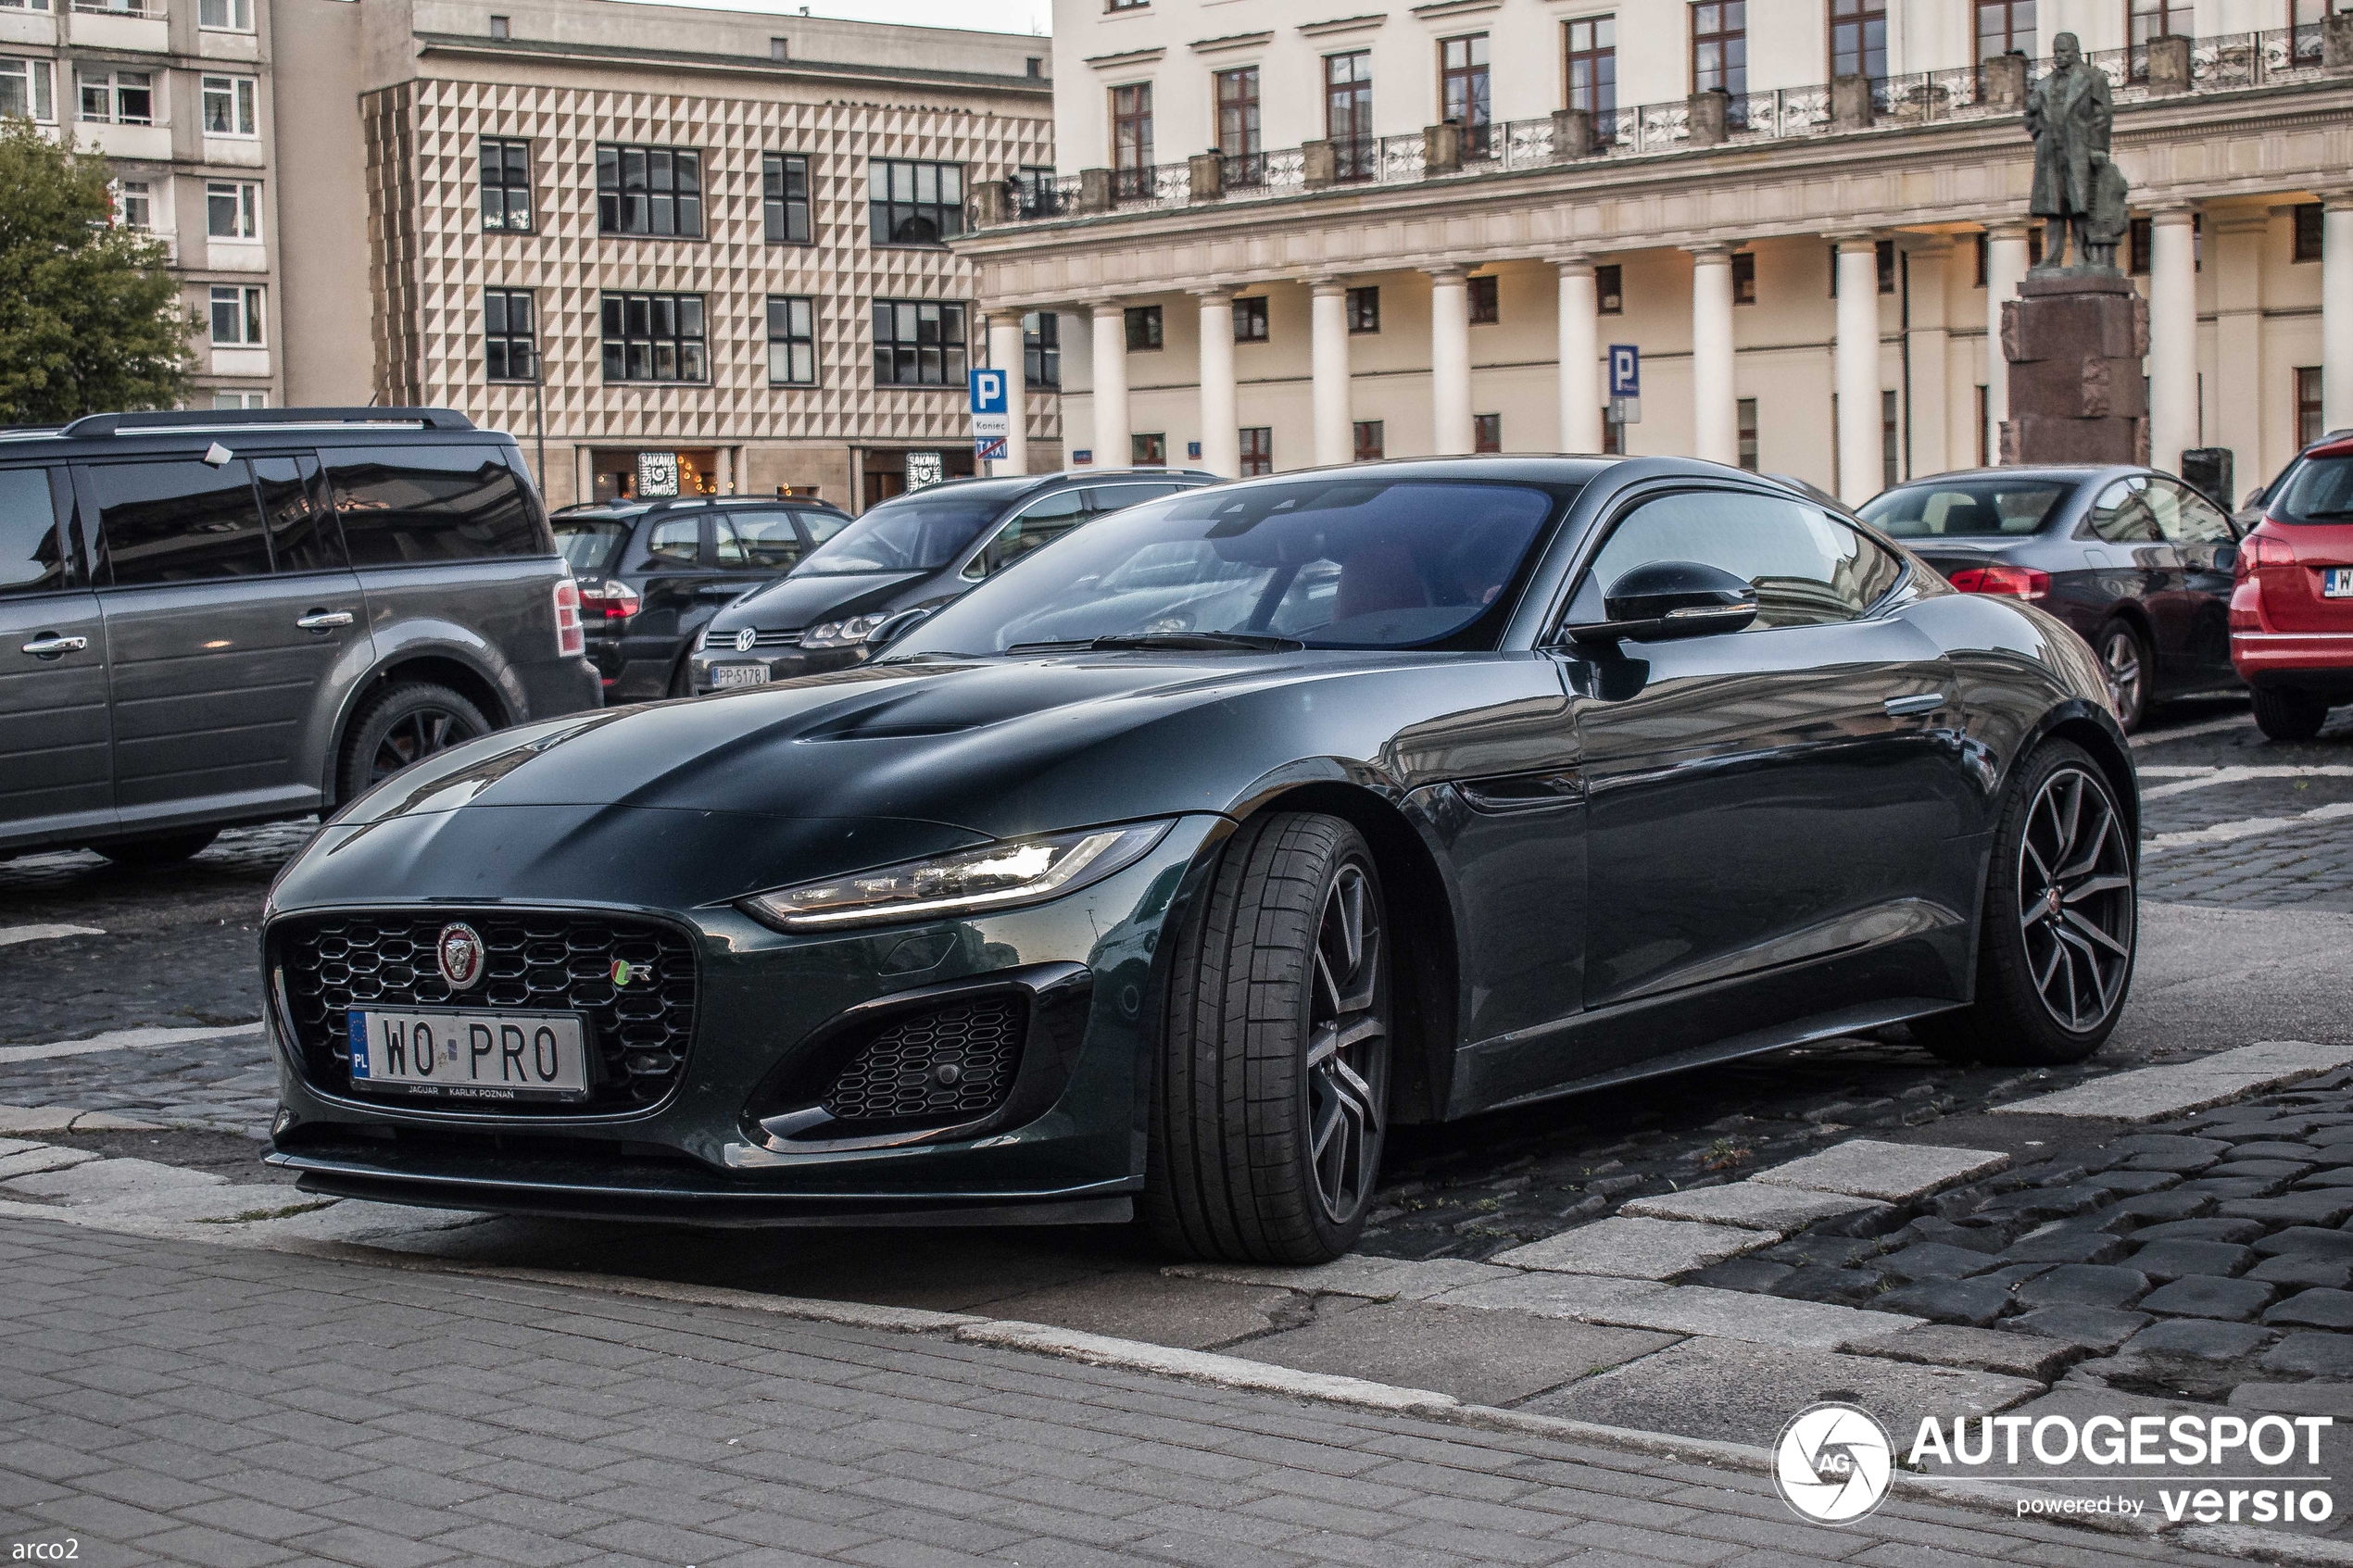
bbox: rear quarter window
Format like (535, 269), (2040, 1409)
(321, 445), (548, 567)
(90, 458), (271, 585)
(0, 468), (67, 596)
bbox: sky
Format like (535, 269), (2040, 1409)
(659, 0), (1050, 37)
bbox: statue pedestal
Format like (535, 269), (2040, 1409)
(1999, 270), (2150, 465)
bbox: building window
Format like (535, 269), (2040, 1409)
(1107, 0), (1146, 9)
(1440, 33), (1491, 157)
(1976, 0), (2034, 60)
(1353, 420), (1384, 461)
(766, 295), (816, 386)
(113, 178), (150, 229)
(1602, 409), (1622, 454)
(872, 298), (967, 386)
(869, 158), (963, 246)
(213, 391), (267, 408)
(1124, 305), (1163, 351)
(2029, 224), (2045, 267)
(2129, 0), (2189, 46)
(200, 75), (256, 136)
(484, 288), (535, 382)
(771, 36), (787, 60)
(1024, 310), (1061, 388)
(1233, 295), (1269, 342)
(1326, 51), (1373, 182)
(1737, 398), (1759, 470)
(79, 68), (152, 126)
(597, 145), (704, 238)
(1467, 274), (1498, 324)
(1827, 240), (1896, 295)
(479, 137), (532, 232)
(1976, 384), (1991, 466)
(1691, 2), (1745, 97)
(1346, 286), (1380, 333)
(1216, 67), (1262, 183)
(1596, 263), (1623, 313)
(206, 181), (258, 240)
(1974, 232), (1988, 285)
(601, 291), (708, 383)
(1567, 16), (1616, 119)
(762, 153), (811, 245)
(1830, 0), (1886, 82)
(1111, 82), (1154, 201)
(0, 0), (52, 11)
(1131, 433), (1167, 467)
(1239, 426), (1273, 475)
(1881, 388), (1899, 489)
(1473, 413), (1502, 453)
(2128, 217), (2151, 275)
(1, 57), (54, 123)
(209, 284), (263, 345)
(198, 0), (252, 27)
(487, 13), (509, 39)
(2296, 0), (2347, 35)
(1730, 251), (1756, 305)
(2298, 366), (2325, 446)
(2296, 203), (2324, 264)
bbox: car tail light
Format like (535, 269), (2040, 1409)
(578, 580), (642, 623)
(2239, 533), (2296, 577)
(1945, 564), (2050, 600)
(553, 579), (585, 658)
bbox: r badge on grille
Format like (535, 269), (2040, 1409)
(436, 922), (485, 990)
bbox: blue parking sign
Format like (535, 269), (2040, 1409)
(969, 369), (1009, 416)
(1608, 345), (1641, 399)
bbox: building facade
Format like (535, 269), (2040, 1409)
(275, 0), (1058, 509)
(956, 0), (2353, 504)
(4, 0), (285, 407)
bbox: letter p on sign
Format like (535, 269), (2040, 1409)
(969, 369), (1009, 416)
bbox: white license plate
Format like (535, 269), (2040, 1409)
(2326, 569), (2353, 598)
(709, 663), (770, 688)
(346, 1009), (589, 1103)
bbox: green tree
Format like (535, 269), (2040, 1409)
(0, 116), (191, 424)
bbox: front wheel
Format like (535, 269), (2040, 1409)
(2252, 687), (2331, 744)
(1144, 813), (1391, 1264)
(1916, 741), (2136, 1066)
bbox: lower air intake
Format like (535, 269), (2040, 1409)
(821, 997), (1025, 1127)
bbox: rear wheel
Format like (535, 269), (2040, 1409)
(336, 683), (491, 801)
(1916, 741), (2135, 1067)
(2095, 619), (2150, 733)
(1144, 813), (1391, 1264)
(87, 829), (219, 867)
(2252, 686), (2331, 744)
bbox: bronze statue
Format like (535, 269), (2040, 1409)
(2025, 33), (2129, 271)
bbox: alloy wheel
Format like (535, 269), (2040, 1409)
(369, 707), (483, 784)
(2100, 628), (2145, 728)
(2017, 765), (2135, 1032)
(1305, 860), (1388, 1224)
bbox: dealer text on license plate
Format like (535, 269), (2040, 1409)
(347, 1009), (589, 1102)
(2326, 569), (2353, 598)
(710, 664), (770, 687)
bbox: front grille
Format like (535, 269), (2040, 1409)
(273, 910), (698, 1115)
(750, 629), (801, 647)
(821, 997), (1024, 1128)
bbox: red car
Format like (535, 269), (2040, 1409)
(2232, 435), (2353, 740)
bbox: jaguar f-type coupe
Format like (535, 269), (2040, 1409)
(261, 457), (2139, 1263)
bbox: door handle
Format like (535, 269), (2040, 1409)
(1883, 693), (1948, 718)
(296, 609), (355, 631)
(19, 633), (88, 658)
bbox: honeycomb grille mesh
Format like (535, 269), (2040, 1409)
(822, 997), (1025, 1127)
(273, 910), (697, 1114)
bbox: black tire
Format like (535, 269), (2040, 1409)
(1144, 812), (1391, 1264)
(2094, 619), (2150, 734)
(2252, 686), (2330, 744)
(667, 651), (695, 698)
(335, 683), (491, 801)
(1915, 740), (2136, 1067)
(87, 829), (219, 866)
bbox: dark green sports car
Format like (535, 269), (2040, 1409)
(261, 457), (2137, 1263)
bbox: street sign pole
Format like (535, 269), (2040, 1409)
(968, 369), (1012, 475)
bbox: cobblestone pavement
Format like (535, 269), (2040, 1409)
(0, 1214), (2259, 1568)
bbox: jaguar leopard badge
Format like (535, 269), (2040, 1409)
(435, 922), (485, 990)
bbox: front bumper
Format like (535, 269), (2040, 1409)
(687, 643), (870, 693)
(262, 813), (1222, 1223)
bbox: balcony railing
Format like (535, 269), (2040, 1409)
(72, 0), (167, 17)
(982, 23), (2338, 229)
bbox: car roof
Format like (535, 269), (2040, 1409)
(0, 406), (506, 460)
(1878, 465), (2140, 486)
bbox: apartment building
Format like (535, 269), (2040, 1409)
(273, 0), (1057, 508)
(955, 0), (2353, 503)
(3, 0), (283, 406)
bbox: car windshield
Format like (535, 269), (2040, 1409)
(553, 516), (632, 574)
(890, 478), (1566, 656)
(2270, 454), (2353, 524)
(795, 494), (1003, 574)
(1859, 480), (2070, 538)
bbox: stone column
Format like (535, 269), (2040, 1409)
(1984, 223), (2032, 463)
(1088, 300), (1130, 470)
(1310, 278), (1352, 467)
(986, 312), (1030, 476)
(2327, 195), (2353, 435)
(1688, 246), (1737, 466)
(1194, 288), (1239, 478)
(1906, 241), (1952, 481)
(1835, 237), (1883, 503)
(716, 445), (733, 495)
(2212, 212), (2268, 482)
(2147, 207), (2199, 476)
(1555, 256), (1603, 452)
(1428, 267), (1473, 456)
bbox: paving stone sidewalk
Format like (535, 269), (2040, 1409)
(0, 1215), (2260, 1568)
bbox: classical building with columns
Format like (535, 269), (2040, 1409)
(954, 0), (2353, 505)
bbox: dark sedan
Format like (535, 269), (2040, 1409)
(262, 457), (2135, 1264)
(1859, 466), (2241, 731)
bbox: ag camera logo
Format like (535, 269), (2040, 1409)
(1774, 1402), (1894, 1524)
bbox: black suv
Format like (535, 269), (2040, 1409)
(687, 469), (1218, 692)
(0, 407), (599, 864)
(553, 494), (851, 701)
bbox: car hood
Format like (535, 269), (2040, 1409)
(711, 571), (929, 633)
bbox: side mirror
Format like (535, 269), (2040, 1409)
(865, 607), (935, 648)
(2245, 486), (2268, 510)
(1565, 560), (1759, 644)
(2214, 543), (2239, 572)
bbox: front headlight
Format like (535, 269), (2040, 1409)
(802, 614), (887, 649)
(738, 822), (1173, 931)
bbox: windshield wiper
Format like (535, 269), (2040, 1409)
(2294, 508), (2353, 519)
(1002, 633), (1306, 655)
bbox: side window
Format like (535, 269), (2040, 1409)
(644, 516), (702, 567)
(800, 508), (849, 545)
(2151, 478), (2233, 546)
(2085, 478), (2160, 544)
(1569, 490), (1904, 632)
(715, 511), (805, 571)
(91, 459), (271, 585)
(320, 445), (543, 568)
(252, 455), (346, 573)
(0, 468), (66, 596)
(964, 490), (1088, 581)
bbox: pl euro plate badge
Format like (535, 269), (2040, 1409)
(710, 663), (771, 688)
(346, 1009), (590, 1103)
(2325, 568), (2353, 598)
